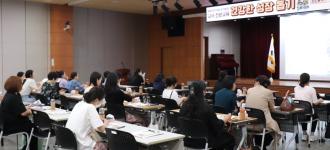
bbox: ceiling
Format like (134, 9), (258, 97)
(25, 0), (247, 15)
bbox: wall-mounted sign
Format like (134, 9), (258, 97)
(206, 0), (330, 22)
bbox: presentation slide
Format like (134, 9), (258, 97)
(280, 12), (330, 80)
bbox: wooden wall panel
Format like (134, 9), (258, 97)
(50, 4), (73, 74)
(148, 14), (204, 84)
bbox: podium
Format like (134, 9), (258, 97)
(116, 69), (130, 85)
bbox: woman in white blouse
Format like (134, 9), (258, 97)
(66, 87), (111, 150)
(294, 73), (323, 142)
(20, 70), (42, 102)
(162, 76), (187, 105)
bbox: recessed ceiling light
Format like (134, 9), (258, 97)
(112, 1), (120, 3)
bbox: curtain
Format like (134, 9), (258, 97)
(240, 17), (280, 79)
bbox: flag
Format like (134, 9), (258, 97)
(267, 35), (275, 73)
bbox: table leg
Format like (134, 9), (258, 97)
(238, 126), (247, 150)
(284, 114), (298, 150)
(148, 110), (159, 129)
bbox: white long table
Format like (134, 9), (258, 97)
(105, 121), (184, 149)
(40, 108), (71, 122)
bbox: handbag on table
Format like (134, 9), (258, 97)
(280, 90), (296, 111)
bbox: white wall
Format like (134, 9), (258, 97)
(0, 0), (50, 94)
(73, 7), (148, 83)
(203, 20), (241, 76)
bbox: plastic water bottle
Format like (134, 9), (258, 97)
(50, 99), (55, 110)
(99, 108), (105, 119)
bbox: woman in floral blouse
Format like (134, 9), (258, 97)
(41, 72), (65, 104)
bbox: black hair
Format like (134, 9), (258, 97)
(83, 87), (105, 103)
(90, 72), (102, 86)
(165, 76), (178, 87)
(57, 70), (65, 78)
(48, 72), (59, 80)
(69, 72), (78, 81)
(104, 71), (110, 78)
(183, 80), (208, 118)
(226, 75), (236, 83)
(255, 75), (271, 88)
(299, 73), (310, 87)
(116, 72), (123, 79)
(25, 70), (33, 78)
(219, 71), (228, 81)
(104, 72), (119, 95)
(154, 73), (165, 82)
(223, 76), (235, 90)
(132, 68), (141, 81)
(17, 72), (24, 77)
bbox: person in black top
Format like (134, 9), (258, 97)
(213, 70), (227, 94)
(0, 76), (38, 150)
(17, 71), (25, 83)
(131, 68), (145, 86)
(180, 80), (236, 149)
(104, 72), (147, 126)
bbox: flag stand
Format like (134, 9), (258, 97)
(269, 72), (273, 83)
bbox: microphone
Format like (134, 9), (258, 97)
(121, 62), (125, 69)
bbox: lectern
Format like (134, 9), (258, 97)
(116, 69), (130, 85)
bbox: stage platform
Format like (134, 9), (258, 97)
(206, 78), (330, 96)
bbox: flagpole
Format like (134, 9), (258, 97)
(269, 34), (274, 83)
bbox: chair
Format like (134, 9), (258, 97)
(212, 105), (227, 114)
(324, 93), (330, 100)
(55, 82), (60, 93)
(148, 89), (161, 95)
(165, 110), (181, 132)
(274, 97), (283, 106)
(105, 128), (138, 150)
(60, 95), (71, 110)
(175, 85), (182, 89)
(28, 110), (56, 150)
(127, 74), (132, 85)
(161, 99), (180, 110)
(294, 100), (320, 147)
(36, 94), (48, 105)
(150, 95), (163, 104)
(0, 111), (30, 150)
(54, 126), (77, 150)
(178, 117), (211, 150)
(105, 104), (126, 122)
(245, 107), (276, 149)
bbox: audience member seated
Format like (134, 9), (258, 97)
(104, 72), (147, 126)
(180, 80), (235, 150)
(0, 76), (38, 150)
(215, 76), (243, 114)
(246, 75), (281, 150)
(41, 72), (65, 103)
(21, 70), (42, 102)
(295, 73), (323, 142)
(102, 71), (110, 87)
(153, 73), (166, 94)
(131, 68), (145, 86)
(85, 72), (105, 108)
(116, 72), (123, 90)
(162, 76), (187, 105)
(17, 72), (25, 83)
(56, 70), (68, 88)
(66, 87), (110, 150)
(213, 70), (227, 94)
(65, 72), (87, 93)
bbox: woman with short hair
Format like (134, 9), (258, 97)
(41, 72), (65, 104)
(65, 72), (88, 93)
(56, 70), (68, 88)
(17, 71), (25, 83)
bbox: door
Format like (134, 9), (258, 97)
(161, 47), (172, 79)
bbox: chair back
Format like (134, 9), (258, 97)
(106, 128), (138, 150)
(127, 74), (131, 85)
(174, 85), (181, 89)
(0, 110), (4, 132)
(31, 110), (52, 130)
(245, 107), (267, 128)
(60, 95), (70, 110)
(105, 104), (126, 122)
(150, 95), (163, 104)
(212, 105), (227, 114)
(161, 99), (180, 110)
(145, 83), (153, 87)
(165, 110), (181, 131)
(274, 97), (283, 106)
(178, 117), (209, 143)
(36, 94), (49, 106)
(54, 126), (77, 150)
(294, 100), (313, 120)
(55, 82), (60, 93)
(148, 89), (161, 95)
(324, 93), (330, 100)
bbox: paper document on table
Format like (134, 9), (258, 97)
(72, 95), (83, 98)
(128, 103), (147, 107)
(107, 123), (125, 129)
(217, 115), (235, 120)
(44, 110), (70, 115)
(132, 130), (163, 138)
